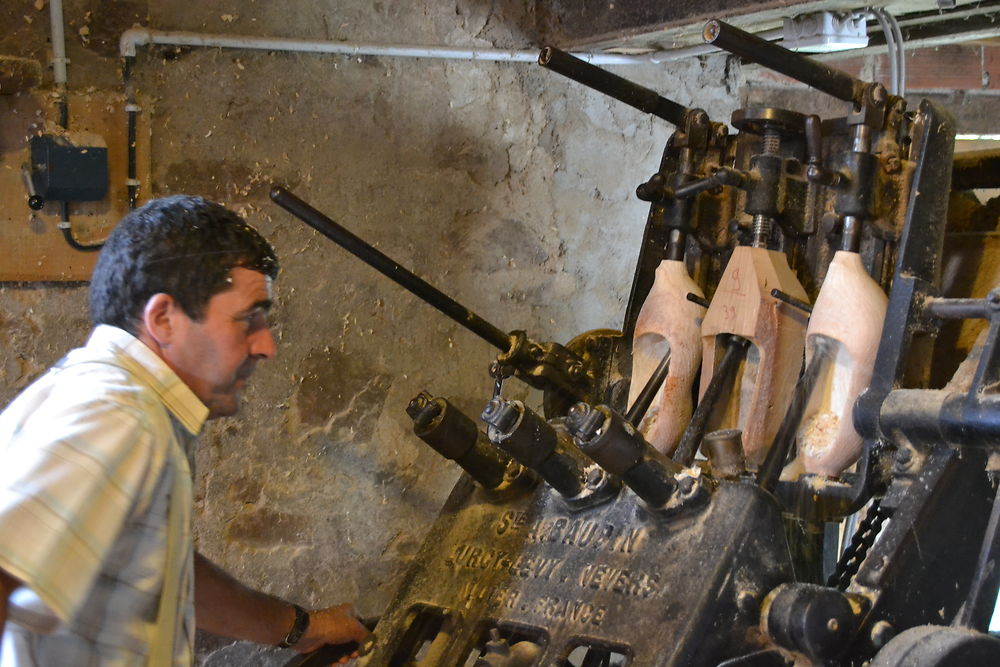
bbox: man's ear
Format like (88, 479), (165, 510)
(140, 293), (181, 347)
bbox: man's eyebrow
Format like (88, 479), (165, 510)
(240, 299), (273, 315)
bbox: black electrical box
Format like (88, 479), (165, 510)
(29, 134), (109, 202)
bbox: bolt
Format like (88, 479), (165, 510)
(871, 83), (888, 104)
(406, 392), (441, 427)
(565, 402), (593, 432)
(895, 446), (913, 471)
(566, 403), (605, 442)
(481, 399), (519, 434)
(989, 290), (1000, 307)
(678, 476), (696, 495)
(585, 467), (604, 490)
(406, 394), (429, 416)
(827, 618), (840, 632)
(568, 362), (583, 379)
(482, 398), (501, 421)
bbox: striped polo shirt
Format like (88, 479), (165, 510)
(0, 325), (208, 666)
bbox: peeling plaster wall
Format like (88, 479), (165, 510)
(0, 1), (738, 664)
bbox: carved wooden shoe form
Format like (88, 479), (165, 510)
(793, 250), (887, 477)
(628, 260), (707, 456)
(700, 245), (809, 468)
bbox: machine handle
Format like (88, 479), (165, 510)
(281, 616), (379, 667)
(625, 349), (671, 427)
(673, 334), (751, 466)
(703, 20), (866, 107)
(270, 186), (512, 352)
(538, 46), (689, 125)
(282, 642), (358, 667)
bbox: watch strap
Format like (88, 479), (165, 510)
(277, 604), (310, 649)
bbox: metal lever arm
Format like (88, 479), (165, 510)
(270, 185), (510, 351)
(703, 19), (869, 107)
(637, 167), (747, 203)
(538, 46), (689, 126)
(804, 114), (843, 188)
(270, 186), (591, 402)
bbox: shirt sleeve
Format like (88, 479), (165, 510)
(0, 394), (158, 625)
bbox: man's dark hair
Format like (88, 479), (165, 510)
(90, 195), (279, 333)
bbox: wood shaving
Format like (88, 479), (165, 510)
(797, 411), (839, 455)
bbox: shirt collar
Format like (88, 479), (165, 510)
(80, 325), (210, 436)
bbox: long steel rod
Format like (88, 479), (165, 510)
(673, 335), (751, 466)
(625, 349), (671, 427)
(925, 297), (990, 320)
(703, 19), (865, 106)
(538, 46), (689, 126)
(270, 186), (511, 352)
(757, 337), (833, 492)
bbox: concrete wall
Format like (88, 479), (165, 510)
(0, 2), (737, 663)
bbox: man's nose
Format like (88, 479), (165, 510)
(250, 326), (277, 360)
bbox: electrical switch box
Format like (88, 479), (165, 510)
(29, 133), (109, 202)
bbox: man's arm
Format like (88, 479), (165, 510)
(194, 552), (370, 655)
(0, 568), (21, 638)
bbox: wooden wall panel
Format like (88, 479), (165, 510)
(0, 89), (150, 281)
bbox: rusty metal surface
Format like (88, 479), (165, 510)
(357, 476), (793, 666)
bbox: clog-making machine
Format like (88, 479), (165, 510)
(274, 18), (1000, 667)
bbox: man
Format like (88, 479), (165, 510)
(0, 196), (370, 665)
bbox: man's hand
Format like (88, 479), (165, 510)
(193, 554), (372, 664)
(292, 603), (371, 663)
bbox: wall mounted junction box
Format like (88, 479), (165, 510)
(28, 133), (108, 202)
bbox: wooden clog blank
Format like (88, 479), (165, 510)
(629, 260), (707, 455)
(795, 251), (887, 476)
(700, 246), (809, 467)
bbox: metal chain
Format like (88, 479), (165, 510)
(827, 497), (889, 591)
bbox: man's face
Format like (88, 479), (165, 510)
(166, 267), (276, 418)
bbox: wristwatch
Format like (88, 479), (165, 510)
(277, 604), (310, 649)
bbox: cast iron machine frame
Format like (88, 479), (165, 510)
(275, 17), (1000, 667)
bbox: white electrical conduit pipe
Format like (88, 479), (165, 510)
(121, 28), (644, 64)
(119, 26), (786, 66)
(869, 8), (899, 96)
(49, 0), (68, 88)
(866, 7), (906, 98)
(885, 9), (906, 98)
